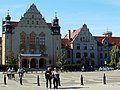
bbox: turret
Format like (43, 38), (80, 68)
(51, 14), (61, 35)
(3, 12), (12, 33)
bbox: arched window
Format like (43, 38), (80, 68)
(39, 32), (46, 53)
(76, 52), (81, 58)
(29, 32), (36, 53)
(20, 31), (26, 53)
(20, 31), (26, 44)
(30, 32), (36, 45)
(39, 32), (45, 45)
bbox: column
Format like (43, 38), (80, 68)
(29, 59), (31, 68)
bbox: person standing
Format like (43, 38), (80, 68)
(53, 67), (60, 89)
(45, 67), (52, 88)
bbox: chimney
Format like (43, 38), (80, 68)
(68, 30), (71, 41)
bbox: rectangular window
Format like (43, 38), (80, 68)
(57, 47), (58, 50)
(105, 53), (107, 58)
(91, 44), (94, 50)
(100, 53), (103, 58)
(77, 46), (80, 50)
(39, 36), (45, 45)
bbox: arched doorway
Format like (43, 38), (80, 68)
(30, 59), (37, 68)
(22, 59), (28, 68)
(39, 58), (46, 68)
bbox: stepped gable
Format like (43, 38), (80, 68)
(17, 3), (48, 28)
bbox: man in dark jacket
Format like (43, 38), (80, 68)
(45, 67), (52, 88)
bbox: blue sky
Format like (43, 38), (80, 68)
(0, 0), (120, 37)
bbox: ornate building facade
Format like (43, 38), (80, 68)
(1, 4), (61, 68)
(62, 24), (120, 66)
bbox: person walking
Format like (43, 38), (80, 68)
(11, 67), (15, 80)
(53, 67), (60, 89)
(45, 67), (52, 88)
(7, 67), (12, 79)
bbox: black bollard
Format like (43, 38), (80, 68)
(103, 73), (106, 84)
(20, 76), (23, 85)
(37, 75), (40, 86)
(81, 75), (84, 85)
(4, 75), (7, 85)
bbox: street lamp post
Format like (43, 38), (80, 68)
(19, 54), (21, 68)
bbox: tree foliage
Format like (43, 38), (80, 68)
(109, 45), (120, 66)
(7, 53), (18, 66)
(56, 50), (67, 67)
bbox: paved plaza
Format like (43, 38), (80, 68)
(0, 70), (120, 90)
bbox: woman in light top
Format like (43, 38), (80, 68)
(52, 67), (60, 89)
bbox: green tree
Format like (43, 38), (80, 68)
(8, 53), (18, 66)
(56, 50), (67, 68)
(109, 45), (120, 66)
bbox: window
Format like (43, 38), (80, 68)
(100, 53), (103, 58)
(105, 53), (107, 58)
(76, 52), (81, 58)
(57, 47), (58, 50)
(32, 15), (34, 18)
(84, 45), (87, 50)
(91, 44), (94, 50)
(27, 20), (29, 24)
(30, 32), (36, 45)
(77, 46), (80, 50)
(32, 21), (34, 24)
(36, 21), (39, 24)
(90, 52), (95, 58)
(20, 31), (26, 44)
(39, 32), (45, 45)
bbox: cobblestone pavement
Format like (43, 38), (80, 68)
(0, 70), (120, 90)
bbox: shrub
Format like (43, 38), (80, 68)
(63, 64), (82, 71)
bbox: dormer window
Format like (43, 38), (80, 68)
(104, 40), (108, 46)
(102, 39), (108, 46)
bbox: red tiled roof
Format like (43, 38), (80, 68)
(64, 28), (81, 39)
(61, 39), (69, 46)
(95, 36), (120, 46)
(3, 21), (18, 30)
(61, 39), (71, 48)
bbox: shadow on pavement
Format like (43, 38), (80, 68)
(59, 86), (89, 89)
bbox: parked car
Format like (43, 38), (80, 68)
(81, 66), (95, 72)
(99, 66), (114, 71)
